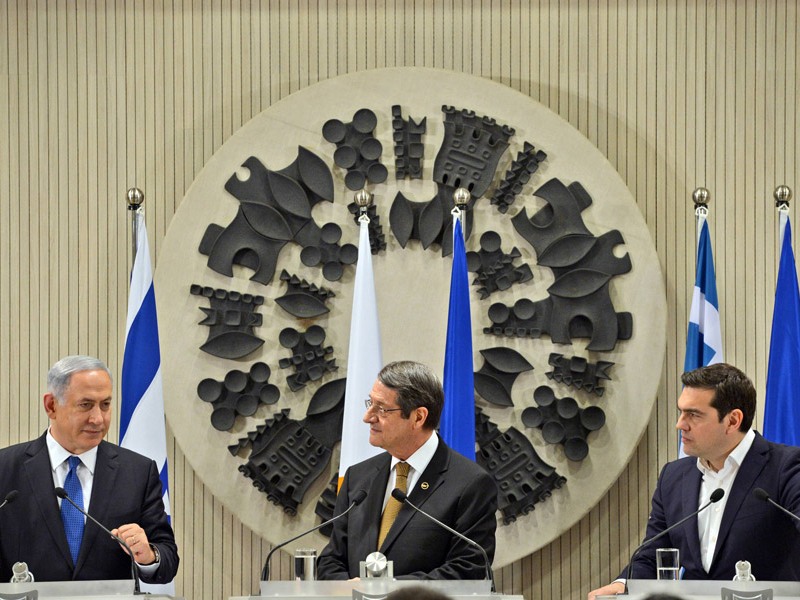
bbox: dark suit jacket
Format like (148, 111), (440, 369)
(0, 434), (179, 583)
(627, 432), (800, 580)
(317, 437), (498, 580)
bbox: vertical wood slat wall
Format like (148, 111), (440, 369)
(1, 1), (797, 597)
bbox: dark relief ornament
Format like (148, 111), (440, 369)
(187, 102), (631, 527)
(521, 386), (606, 462)
(190, 284), (264, 360)
(323, 109), (388, 191)
(391, 105), (426, 180)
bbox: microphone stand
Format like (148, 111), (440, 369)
(391, 489), (494, 592)
(623, 488), (724, 594)
(754, 487), (800, 523)
(261, 490), (367, 581)
(0, 490), (19, 510)
(56, 487), (142, 595)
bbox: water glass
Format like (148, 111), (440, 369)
(656, 547), (680, 580)
(293, 548), (317, 581)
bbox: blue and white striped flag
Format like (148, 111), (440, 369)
(681, 216), (723, 456)
(440, 214), (476, 460)
(121, 208), (174, 592)
(684, 218), (724, 370)
(764, 213), (800, 445)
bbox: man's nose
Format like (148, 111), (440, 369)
(88, 405), (104, 423)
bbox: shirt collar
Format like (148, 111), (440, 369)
(390, 431), (438, 474)
(696, 428), (756, 476)
(46, 428), (99, 475)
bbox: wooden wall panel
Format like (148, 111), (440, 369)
(1, 1), (798, 597)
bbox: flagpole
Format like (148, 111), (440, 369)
(355, 188), (371, 225)
(452, 186), (470, 233)
(775, 184), (792, 247)
(692, 186), (710, 252)
(127, 187), (144, 269)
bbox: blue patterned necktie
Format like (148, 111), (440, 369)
(60, 456), (85, 564)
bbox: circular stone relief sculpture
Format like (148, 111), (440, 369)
(155, 67), (666, 568)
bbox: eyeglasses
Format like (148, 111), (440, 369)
(364, 398), (404, 416)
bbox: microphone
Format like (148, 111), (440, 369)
(0, 490), (18, 510)
(261, 489), (368, 581)
(390, 488), (495, 591)
(753, 487), (800, 523)
(11, 562), (34, 583)
(54, 487), (142, 595)
(624, 487), (724, 592)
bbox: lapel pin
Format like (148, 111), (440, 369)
(421, 482), (429, 490)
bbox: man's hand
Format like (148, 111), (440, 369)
(112, 523), (157, 565)
(587, 581), (625, 599)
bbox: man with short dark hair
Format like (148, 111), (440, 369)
(0, 355), (179, 583)
(588, 363), (800, 599)
(317, 361), (497, 580)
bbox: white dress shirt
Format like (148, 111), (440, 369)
(381, 432), (439, 511)
(45, 429), (159, 571)
(696, 428), (756, 572)
(46, 429), (98, 517)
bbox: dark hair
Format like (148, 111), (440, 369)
(681, 363), (755, 431)
(377, 361), (444, 430)
(386, 586), (453, 600)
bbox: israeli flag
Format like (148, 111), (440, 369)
(121, 208), (174, 592)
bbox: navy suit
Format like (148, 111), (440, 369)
(0, 434), (178, 583)
(627, 432), (800, 580)
(317, 437), (497, 580)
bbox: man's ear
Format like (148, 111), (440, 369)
(413, 406), (429, 429)
(726, 408), (744, 432)
(43, 393), (57, 418)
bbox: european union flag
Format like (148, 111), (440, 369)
(441, 216), (476, 460)
(764, 216), (800, 446)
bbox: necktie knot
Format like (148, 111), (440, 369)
(396, 462), (410, 479)
(67, 456), (81, 471)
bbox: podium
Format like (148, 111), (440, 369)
(625, 579), (800, 599)
(0, 579), (181, 599)
(229, 580), (523, 600)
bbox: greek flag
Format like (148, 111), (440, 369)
(121, 209), (174, 592)
(684, 218), (724, 371)
(764, 214), (800, 445)
(440, 215), (476, 460)
(681, 217), (723, 457)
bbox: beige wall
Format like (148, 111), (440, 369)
(1, 1), (797, 598)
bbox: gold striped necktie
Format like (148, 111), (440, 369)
(377, 462), (410, 548)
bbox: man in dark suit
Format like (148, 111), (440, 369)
(588, 363), (800, 599)
(317, 361), (497, 580)
(0, 355), (178, 583)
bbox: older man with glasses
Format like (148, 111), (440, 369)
(317, 361), (498, 580)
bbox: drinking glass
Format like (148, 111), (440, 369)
(656, 547), (680, 580)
